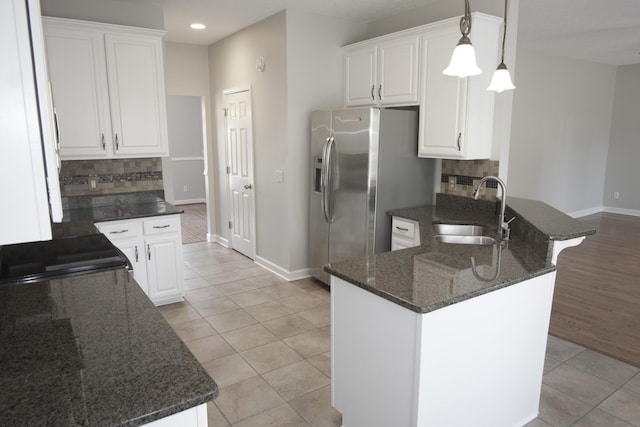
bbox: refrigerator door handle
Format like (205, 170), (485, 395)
(321, 136), (335, 223)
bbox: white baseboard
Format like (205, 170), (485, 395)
(173, 198), (206, 205)
(254, 256), (312, 282)
(567, 205), (640, 218)
(212, 234), (229, 247)
(603, 206), (640, 217)
(568, 206), (604, 218)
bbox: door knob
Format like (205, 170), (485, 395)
(244, 184), (253, 189)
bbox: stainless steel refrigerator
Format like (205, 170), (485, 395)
(309, 108), (435, 284)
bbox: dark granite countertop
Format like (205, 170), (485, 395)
(326, 194), (594, 314)
(0, 268), (218, 426)
(61, 192), (184, 224)
(53, 192), (184, 239)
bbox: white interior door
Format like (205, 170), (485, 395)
(224, 89), (255, 259)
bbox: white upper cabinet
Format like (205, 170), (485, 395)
(43, 18), (169, 160)
(418, 14), (500, 159)
(344, 34), (420, 107)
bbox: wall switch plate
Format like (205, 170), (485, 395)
(183, 185), (188, 192)
(89, 177), (98, 191)
(614, 191), (620, 199)
(275, 169), (284, 183)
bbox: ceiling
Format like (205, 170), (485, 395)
(121, 0), (640, 66)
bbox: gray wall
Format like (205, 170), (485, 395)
(164, 42), (214, 233)
(365, 0), (505, 39)
(40, 0), (163, 29)
(507, 48), (617, 215)
(166, 95), (206, 204)
(602, 64), (640, 213)
(208, 10), (366, 276)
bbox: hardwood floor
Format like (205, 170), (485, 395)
(180, 203), (207, 244)
(551, 212), (640, 367)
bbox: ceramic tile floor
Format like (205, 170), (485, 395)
(159, 242), (640, 427)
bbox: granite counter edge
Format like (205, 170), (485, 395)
(324, 263), (557, 314)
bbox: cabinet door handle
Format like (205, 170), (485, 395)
(101, 133), (106, 150)
(147, 244), (151, 260)
(395, 226), (409, 231)
(378, 84), (382, 100)
(109, 229), (128, 234)
(115, 133), (119, 150)
(457, 132), (462, 151)
(152, 224), (171, 229)
(135, 245), (139, 262)
(371, 85), (375, 101)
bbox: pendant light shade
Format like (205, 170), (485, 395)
(487, 0), (515, 93)
(487, 63), (515, 93)
(443, 37), (481, 77)
(443, 0), (481, 78)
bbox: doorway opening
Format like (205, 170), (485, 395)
(163, 95), (209, 244)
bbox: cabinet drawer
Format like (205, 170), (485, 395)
(143, 216), (180, 235)
(392, 218), (416, 239)
(391, 238), (414, 251)
(96, 220), (142, 240)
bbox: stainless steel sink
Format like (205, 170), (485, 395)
(434, 235), (497, 246)
(432, 223), (497, 246)
(432, 224), (485, 236)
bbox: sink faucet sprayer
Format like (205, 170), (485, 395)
(472, 176), (514, 241)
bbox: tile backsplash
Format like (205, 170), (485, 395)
(59, 158), (163, 196)
(439, 159), (500, 201)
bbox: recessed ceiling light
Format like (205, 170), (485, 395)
(190, 23), (206, 30)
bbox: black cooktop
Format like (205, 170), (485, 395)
(0, 234), (129, 285)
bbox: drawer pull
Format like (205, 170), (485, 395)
(109, 229), (128, 234)
(395, 226), (409, 232)
(152, 224), (171, 229)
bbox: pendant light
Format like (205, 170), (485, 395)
(487, 0), (515, 93)
(443, 0), (481, 78)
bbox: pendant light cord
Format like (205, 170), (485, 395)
(500, 0), (508, 64)
(460, 0), (472, 37)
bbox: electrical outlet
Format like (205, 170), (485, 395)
(614, 191), (620, 199)
(89, 177), (98, 191)
(448, 176), (456, 189)
(183, 185), (188, 192)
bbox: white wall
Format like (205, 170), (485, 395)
(507, 48), (617, 215)
(40, 0), (163, 29)
(602, 64), (640, 214)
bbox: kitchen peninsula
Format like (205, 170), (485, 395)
(326, 194), (594, 427)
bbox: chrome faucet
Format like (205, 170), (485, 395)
(472, 176), (513, 240)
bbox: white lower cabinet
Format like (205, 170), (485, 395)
(96, 215), (184, 306)
(391, 217), (421, 251)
